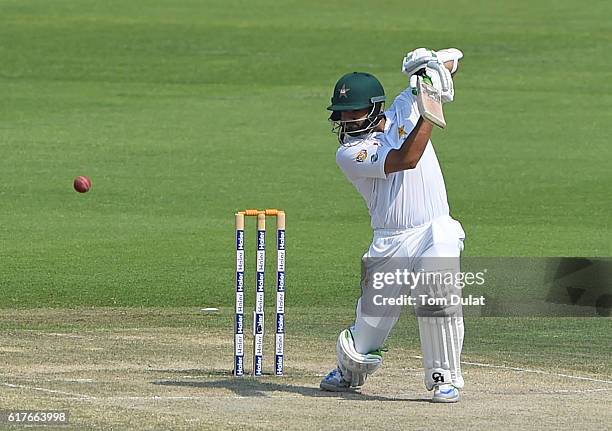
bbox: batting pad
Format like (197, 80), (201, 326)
(336, 328), (383, 387)
(418, 316), (465, 390)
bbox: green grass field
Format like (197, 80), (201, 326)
(1, 0), (610, 308)
(1, 1), (610, 429)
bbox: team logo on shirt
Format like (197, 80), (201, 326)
(355, 149), (367, 162)
(398, 125), (407, 138)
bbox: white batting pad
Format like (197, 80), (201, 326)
(336, 328), (383, 387)
(418, 316), (465, 390)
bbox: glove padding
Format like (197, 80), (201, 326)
(425, 60), (454, 103)
(336, 328), (383, 387)
(435, 48), (463, 74)
(403, 47), (463, 77)
(401, 47), (438, 77)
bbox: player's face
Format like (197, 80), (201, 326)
(341, 108), (370, 133)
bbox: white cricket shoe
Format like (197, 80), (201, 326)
(319, 367), (354, 392)
(432, 384), (460, 403)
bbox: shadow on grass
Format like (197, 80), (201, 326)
(151, 369), (429, 402)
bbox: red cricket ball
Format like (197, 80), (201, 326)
(73, 176), (92, 193)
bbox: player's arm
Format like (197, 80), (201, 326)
(384, 117), (433, 174)
(384, 48), (460, 173)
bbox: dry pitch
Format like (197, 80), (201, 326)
(1, 308), (610, 430)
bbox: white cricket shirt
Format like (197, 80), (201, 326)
(336, 88), (450, 229)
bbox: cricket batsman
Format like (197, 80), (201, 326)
(320, 48), (466, 402)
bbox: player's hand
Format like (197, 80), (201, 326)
(435, 48), (464, 74)
(425, 60), (454, 103)
(401, 48), (437, 77)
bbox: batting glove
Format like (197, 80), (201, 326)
(435, 48), (464, 74)
(401, 48), (438, 77)
(425, 60), (454, 103)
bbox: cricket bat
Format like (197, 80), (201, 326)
(416, 75), (446, 128)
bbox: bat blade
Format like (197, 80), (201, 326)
(416, 75), (446, 128)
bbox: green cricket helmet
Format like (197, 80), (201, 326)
(327, 72), (386, 144)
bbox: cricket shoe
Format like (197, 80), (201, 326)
(432, 384), (460, 403)
(319, 367), (354, 392)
